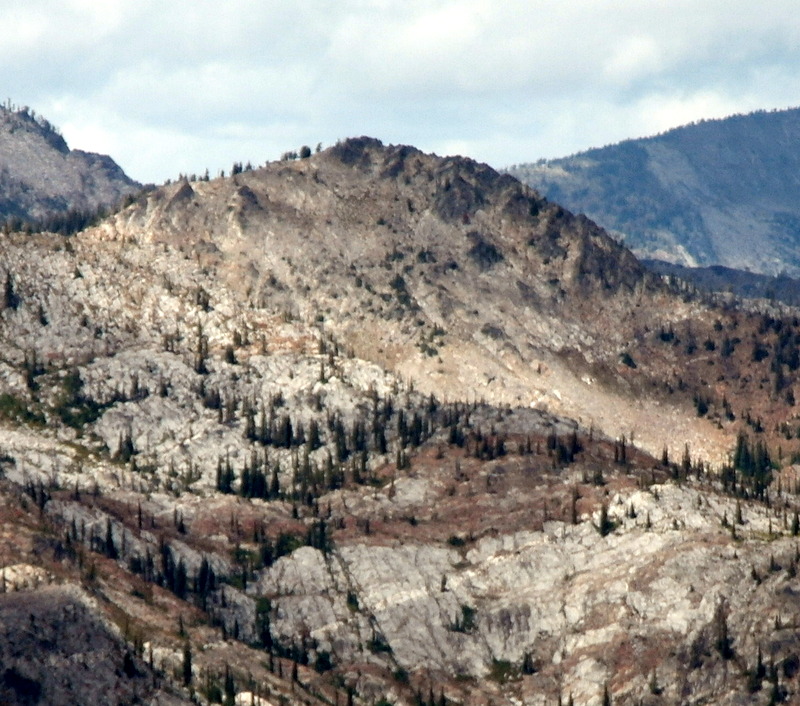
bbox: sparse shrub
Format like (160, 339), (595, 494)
(391, 667), (410, 685)
(0, 393), (44, 425)
(368, 633), (392, 654)
(346, 591), (359, 611)
(389, 274), (413, 308)
(489, 659), (519, 684)
(275, 531), (303, 558)
(314, 650), (333, 672)
(451, 604), (477, 633)
(467, 233), (504, 270)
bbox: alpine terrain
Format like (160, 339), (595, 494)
(3, 123), (800, 705)
(0, 103), (140, 229)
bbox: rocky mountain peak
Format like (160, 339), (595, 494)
(0, 104), (140, 225)
(86, 138), (733, 468)
(0, 104), (69, 154)
(118, 137), (649, 314)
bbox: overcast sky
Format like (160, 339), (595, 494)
(4, 0), (800, 184)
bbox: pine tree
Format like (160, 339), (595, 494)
(597, 503), (615, 537)
(194, 323), (209, 375)
(714, 603), (734, 659)
(521, 652), (535, 674)
(175, 558), (188, 598)
(649, 669), (662, 695)
(570, 486), (579, 525)
(2, 272), (19, 310)
(104, 519), (117, 559)
(602, 683), (612, 706)
(182, 641), (192, 686)
(681, 443), (692, 477)
(223, 666), (235, 706)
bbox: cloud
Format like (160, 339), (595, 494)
(5, 0), (800, 182)
(603, 36), (664, 87)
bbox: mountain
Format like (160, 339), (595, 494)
(101, 137), (732, 462)
(643, 259), (800, 307)
(3, 136), (800, 704)
(506, 107), (800, 276)
(0, 104), (140, 227)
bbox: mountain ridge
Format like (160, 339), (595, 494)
(0, 104), (140, 226)
(507, 107), (800, 276)
(101, 137), (719, 461)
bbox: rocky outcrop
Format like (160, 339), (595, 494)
(256, 483), (800, 703)
(1, 133), (800, 705)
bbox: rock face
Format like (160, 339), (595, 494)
(0, 105), (140, 224)
(507, 107), (800, 277)
(2, 136), (800, 705)
(254, 479), (800, 705)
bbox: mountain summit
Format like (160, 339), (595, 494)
(0, 104), (140, 225)
(507, 107), (800, 276)
(104, 137), (715, 458)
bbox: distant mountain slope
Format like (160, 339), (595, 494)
(0, 105), (140, 225)
(507, 108), (800, 276)
(643, 259), (800, 307)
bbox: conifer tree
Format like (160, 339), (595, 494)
(714, 603), (734, 659)
(223, 666), (235, 706)
(194, 323), (209, 375)
(182, 641), (192, 686)
(597, 503), (615, 536)
(602, 683), (611, 706)
(104, 519), (117, 560)
(2, 272), (19, 310)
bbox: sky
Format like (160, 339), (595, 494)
(4, 0), (800, 184)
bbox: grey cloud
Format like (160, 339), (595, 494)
(5, 0), (800, 183)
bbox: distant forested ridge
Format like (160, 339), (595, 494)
(507, 107), (800, 277)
